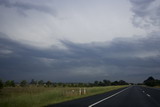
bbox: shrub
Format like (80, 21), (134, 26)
(20, 80), (28, 87)
(0, 79), (3, 89)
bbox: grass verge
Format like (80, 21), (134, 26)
(0, 85), (128, 107)
(154, 86), (160, 88)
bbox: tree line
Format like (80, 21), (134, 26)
(143, 76), (160, 87)
(1, 76), (159, 89)
(0, 79), (129, 89)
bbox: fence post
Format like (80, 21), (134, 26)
(84, 88), (86, 94)
(79, 88), (82, 95)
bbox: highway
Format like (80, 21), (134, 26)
(47, 86), (160, 107)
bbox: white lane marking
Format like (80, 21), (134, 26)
(142, 90), (151, 97)
(146, 94), (151, 97)
(88, 87), (130, 107)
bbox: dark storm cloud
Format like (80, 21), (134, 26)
(0, 32), (160, 82)
(130, 0), (160, 28)
(0, 0), (56, 16)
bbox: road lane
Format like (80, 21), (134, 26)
(95, 86), (160, 107)
(88, 87), (130, 107)
(140, 86), (160, 106)
(47, 86), (160, 107)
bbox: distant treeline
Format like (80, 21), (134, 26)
(143, 76), (160, 87)
(0, 79), (129, 89)
(1, 76), (159, 89)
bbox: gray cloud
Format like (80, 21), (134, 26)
(1, 0), (160, 83)
(0, 0), (56, 16)
(0, 32), (160, 82)
(130, 0), (160, 28)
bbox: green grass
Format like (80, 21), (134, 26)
(0, 85), (128, 107)
(154, 86), (160, 88)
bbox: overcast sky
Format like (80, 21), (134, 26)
(0, 0), (160, 83)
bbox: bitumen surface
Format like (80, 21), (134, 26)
(47, 86), (160, 107)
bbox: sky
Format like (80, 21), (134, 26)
(0, 0), (160, 83)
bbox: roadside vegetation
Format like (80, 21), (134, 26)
(0, 85), (128, 107)
(0, 79), (128, 107)
(143, 76), (160, 87)
(0, 76), (159, 107)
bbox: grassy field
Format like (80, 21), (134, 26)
(0, 85), (128, 107)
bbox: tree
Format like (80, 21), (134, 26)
(94, 81), (99, 86)
(111, 81), (119, 85)
(5, 80), (10, 87)
(99, 81), (105, 86)
(143, 76), (156, 87)
(5, 80), (15, 87)
(155, 79), (160, 86)
(103, 80), (111, 86)
(118, 80), (128, 85)
(0, 79), (3, 89)
(10, 80), (15, 87)
(46, 81), (52, 87)
(38, 80), (44, 86)
(20, 80), (27, 87)
(30, 79), (37, 85)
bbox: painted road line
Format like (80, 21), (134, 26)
(88, 87), (130, 107)
(146, 94), (151, 97)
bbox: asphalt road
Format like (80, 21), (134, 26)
(47, 86), (160, 107)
